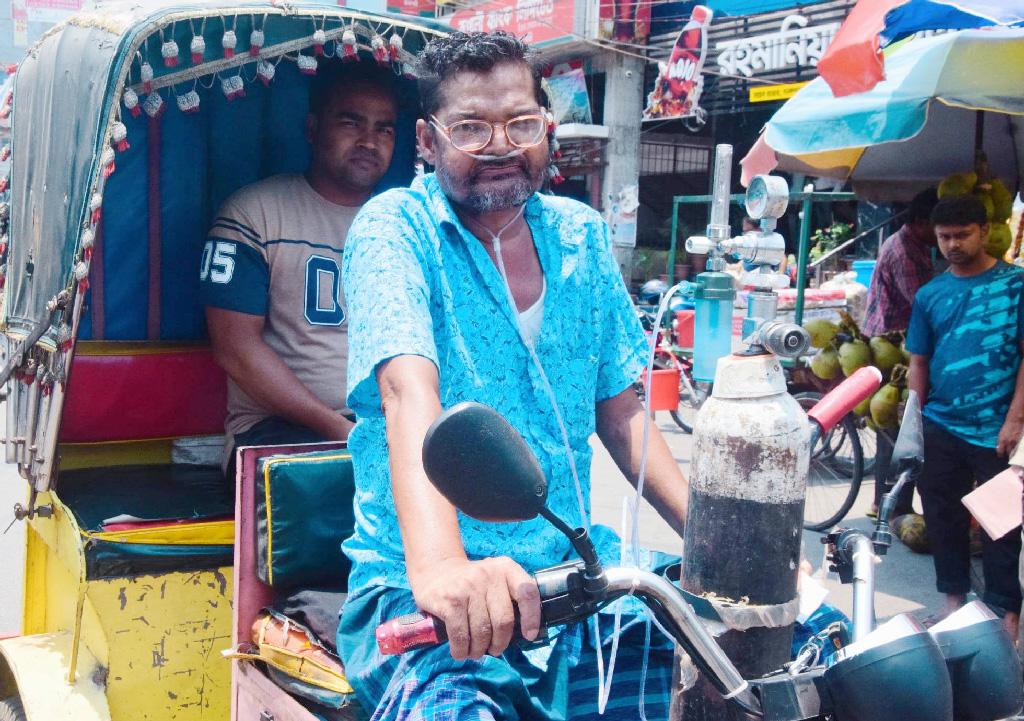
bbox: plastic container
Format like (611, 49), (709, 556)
(643, 368), (680, 411)
(693, 297), (733, 382)
(674, 310), (695, 348)
(852, 259), (876, 289)
(692, 272), (735, 383)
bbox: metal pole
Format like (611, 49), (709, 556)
(849, 533), (877, 642)
(974, 109), (985, 161)
(668, 197), (679, 287)
(794, 195), (813, 326)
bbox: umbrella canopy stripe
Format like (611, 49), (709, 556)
(744, 28), (1024, 199)
(765, 30), (1024, 157)
(883, 0), (1024, 45)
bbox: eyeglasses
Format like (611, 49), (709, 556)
(430, 113), (549, 153)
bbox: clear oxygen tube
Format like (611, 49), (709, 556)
(480, 201), (684, 716)
(479, 204), (626, 714)
(595, 278), (690, 716)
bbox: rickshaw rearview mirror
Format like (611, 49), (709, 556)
(891, 390), (924, 473)
(422, 402), (548, 522)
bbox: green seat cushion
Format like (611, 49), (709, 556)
(256, 449), (355, 590)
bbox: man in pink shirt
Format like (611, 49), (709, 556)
(863, 188), (938, 336)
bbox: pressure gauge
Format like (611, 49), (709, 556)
(745, 175), (790, 220)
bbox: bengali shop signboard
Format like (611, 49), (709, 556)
(448, 0), (576, 46)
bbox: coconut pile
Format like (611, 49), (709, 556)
(805, 311), (908, 430)
(937, 161), (1014, 260)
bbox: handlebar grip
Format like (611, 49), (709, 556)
(806, 366), (883, 436)
(375, 612), (447, 655)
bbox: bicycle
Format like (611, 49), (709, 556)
(637, 305), (708, 434)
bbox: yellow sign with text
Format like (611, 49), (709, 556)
(749, 81), (810, 104)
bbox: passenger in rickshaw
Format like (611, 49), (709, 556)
(339, 31), (689, 720)
(202, 59), (400, 479)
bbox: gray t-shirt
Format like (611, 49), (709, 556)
(200, 173), (357, 438)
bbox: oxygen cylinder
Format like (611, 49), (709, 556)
(672, 352), (810, 720)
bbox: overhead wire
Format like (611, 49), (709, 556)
(436, 0), (786, 85)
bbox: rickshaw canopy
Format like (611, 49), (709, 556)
(2, 1), (446, 491)
(6, 0), (445, 340)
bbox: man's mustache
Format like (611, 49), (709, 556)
(350, 149), (382, 165)
(470, 156), (528, 181)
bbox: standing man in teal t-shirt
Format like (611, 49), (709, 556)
(906, 195), (1024, 639)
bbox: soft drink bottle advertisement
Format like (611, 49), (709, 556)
(643, 5), (713, 120)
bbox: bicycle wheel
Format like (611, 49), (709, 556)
(795, 392), (864, 532)
(829, 416), (879, 478)
(669, 367), (707, 434)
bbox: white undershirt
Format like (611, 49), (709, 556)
(517, 277), (546, 346)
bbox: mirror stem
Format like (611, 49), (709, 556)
(539, 507), (608, 595)
(872, 468), (915, 553)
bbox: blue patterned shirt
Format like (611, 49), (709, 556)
(341, 173), (648, 593)
(906, 261), (1024, 447)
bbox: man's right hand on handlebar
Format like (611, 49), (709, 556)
(409, 556), (542, 660)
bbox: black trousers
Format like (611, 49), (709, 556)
(918, 420), (1023, 612)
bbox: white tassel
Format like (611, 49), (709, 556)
(176, 89), (201, 113)
(142, 92), (165, 119)
(161, 39), (180, 68)
(257, 60), (276, 87)
(111, 121), (129, 152)
(249, 28), (265, 57)
(140, 61), (154, 93)
(222, 29), (237, 58)
(123, 87), (141, 118)
(297, 54), (318, 76)
(341, 28), (357, 61)
(190, 35), (206, 64)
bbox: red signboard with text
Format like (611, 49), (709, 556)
(448, 0), (576, 46)
(386, 0), (436, 17)
(25, 0), (82, 22)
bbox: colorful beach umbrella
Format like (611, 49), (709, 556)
(818, 0), (1024, 96)
(741, 28), (1024, 200)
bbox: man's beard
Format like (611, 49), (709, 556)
(436, 159), (542, 213)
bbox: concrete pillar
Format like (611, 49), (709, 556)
(600, 52), (645, 280)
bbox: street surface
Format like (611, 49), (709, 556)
(589, 414), (945, 624)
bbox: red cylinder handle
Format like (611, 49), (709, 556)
(806, 366), (883, 436)
(376, 612), (447, 655)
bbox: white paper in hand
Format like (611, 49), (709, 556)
(962, 468), (1023, 540)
